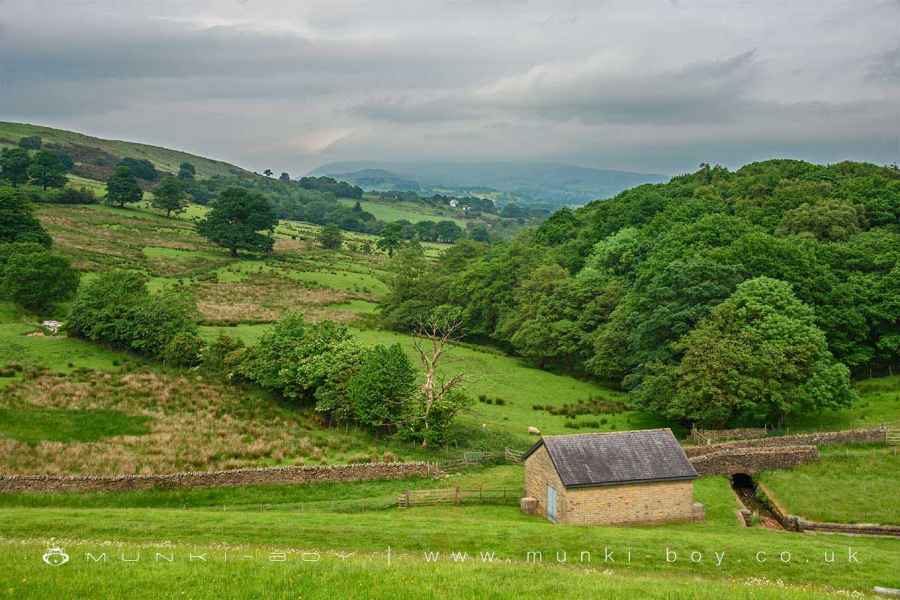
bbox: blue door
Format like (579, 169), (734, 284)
(547, 485), (558, 522)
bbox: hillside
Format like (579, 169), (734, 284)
(381, 159), (900, 429)
(0, 122), (250, 180)
(0, 122), (533, 237)
(311, 160), (668, 207)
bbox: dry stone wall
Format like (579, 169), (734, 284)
(691, 427), (767, 445)
(0, 462), (441, 494)
(683, 427), (886, 458)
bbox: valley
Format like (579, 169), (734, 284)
(0, 124), (898, 599)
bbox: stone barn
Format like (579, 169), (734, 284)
(521, 429), (703, 525)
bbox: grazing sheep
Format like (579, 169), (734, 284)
(528, 426), (541, 436)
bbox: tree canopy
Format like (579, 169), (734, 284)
(0, 186), (53, 247)
(26, 150), (68, 190)
(105, 166), (143, 208)
(0, 148), (31, 187)
(0, 242), (79, 312)
(381, 159), (900, 427)
(151, 176), (188, 217)
(197, 187), (277, 256)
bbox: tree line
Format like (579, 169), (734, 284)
(380, 160), (900, 428)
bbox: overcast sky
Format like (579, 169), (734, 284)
(2, 0), (899, 175)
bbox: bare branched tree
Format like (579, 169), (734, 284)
(412, 307), (465, 447)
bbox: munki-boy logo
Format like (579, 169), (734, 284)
(42, 546), (70, 566)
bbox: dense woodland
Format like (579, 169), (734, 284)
(382, 160), (900, 427)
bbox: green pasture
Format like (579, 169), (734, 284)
(0, 540), (851, 600)
(0, 473), (897, 595)
(759, 446), (900, 525)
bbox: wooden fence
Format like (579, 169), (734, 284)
(397, 486), (521, 507)
(504, 447), (525, 464)
(888, 429), (899, 449)
(438, 448), (524, 471)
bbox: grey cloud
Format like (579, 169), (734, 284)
(1, 1), (898, 175)
(472, 50), (760, 125)
(868, 47), (900, 83)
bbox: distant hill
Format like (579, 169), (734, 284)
(330, 169), (421, 192)
(310, 161), (668, 207)
(0, 122), (251, 180)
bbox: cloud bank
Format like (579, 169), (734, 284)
(2, 0), (898, 175)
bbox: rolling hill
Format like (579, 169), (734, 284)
(0, 121), (251, 180)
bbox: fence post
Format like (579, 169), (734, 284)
(405, 490), (411, 508)
(455, 486), (460, 505)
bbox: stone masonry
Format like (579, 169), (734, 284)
(0, 462), (441, 494)
(523, 444), (697, 525)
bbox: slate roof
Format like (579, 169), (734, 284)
(523, 429), (698, 488)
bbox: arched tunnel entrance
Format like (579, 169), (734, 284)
(729, 472), (784, 529)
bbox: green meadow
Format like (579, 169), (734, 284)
(0, 471), (898, 596)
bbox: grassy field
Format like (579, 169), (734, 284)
(0, 471), (897, 595)
(0, 540), (856, 600)
(759, 446), (900, 525)
(785, 375), (900, 430)
(0, 302), (126, 372)
(34, 204), (388, 324)
(339, 196), (470, 226)
(197, 322), (649, 445)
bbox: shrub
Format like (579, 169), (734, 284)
(0, 186), (53, 247)
(39, 187), (98, 205)
(494, 398), (506, 406)
(317, 224), (343, 250)
(68, 271), (198, 359)
(239, 314), (365, 421)
(202, 334), (245, 374)
(347, 343), (417, 432)
(117, 157), (158, 181)
(402, 389), (472, 447)
(162, 331), (206, 367)
(18, 136), (41, 150)
(0, 243), (79, 312)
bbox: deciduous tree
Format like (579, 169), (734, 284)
(26, 150), (68, 190)
(105, 166), (143, 208)
(151, 176), (188, 217)
(197, 187), (277, 256)
(317, 224), (343, 250)
(377, 223), (403, 257)
(0, 243), (79, 312)
(0, 148), (31, 187)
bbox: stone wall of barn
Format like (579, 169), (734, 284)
(562, 480), (697, 525)
(523, 446), (699, 525)
(523, 445), (566, 520)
